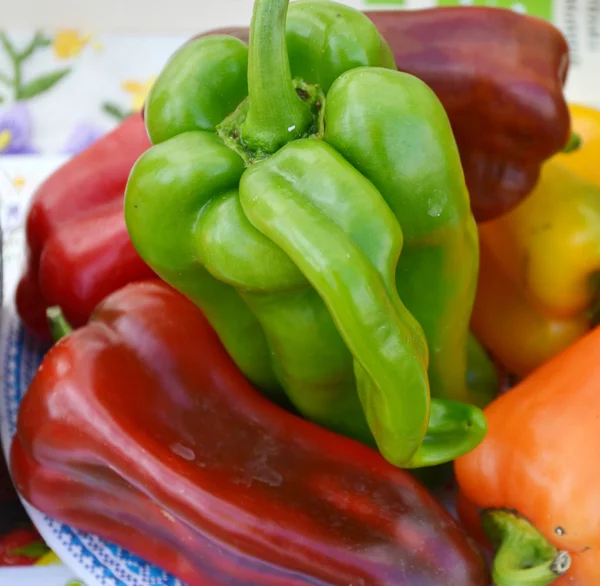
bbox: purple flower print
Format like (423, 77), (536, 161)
(0, 103), (38, 154)
(62, 121), (106, 155)
(3, 201), (22, 232)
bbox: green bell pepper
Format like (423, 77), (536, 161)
(125, 0), (488, 467)
(324, 67), (495, 408)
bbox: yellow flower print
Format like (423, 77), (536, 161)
(0, 129), (11, 152)
(122, 76), (157, 112)
(12, 174), (26, 190)
(53, 30), (91, 60)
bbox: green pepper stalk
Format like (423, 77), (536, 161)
(46, 306), (73, 342)
(562, 132), (582, 154)
(241, 0), (313, 153)
(127, 0), (489, 468)
(482, 510), (571, 586)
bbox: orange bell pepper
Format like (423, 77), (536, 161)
(454, 324), (600, 586)
(472, 104), (600, 377)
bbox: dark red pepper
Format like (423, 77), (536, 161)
(11, 280), (490, 585)
(0, 528), (48, 567)
(367, 7), (570, 221)
(15, 114), (154, 339)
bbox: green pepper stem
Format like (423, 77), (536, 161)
(46, 306), (74, 342)
(562, 131), (582, 154)
(402, 397), (488, 468)
(241, 0), (312, 154)
(482, 510), (571, 586)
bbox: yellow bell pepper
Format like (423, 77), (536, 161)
(472, 104), (600, 377)
(555, 103), (600, 184)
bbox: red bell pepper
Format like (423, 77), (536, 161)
(367, 7), (570, 221)
(0, 528), (49, 567)
(15, 114), (154, 339)
(11, 280), (490, 585)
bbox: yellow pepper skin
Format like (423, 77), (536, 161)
(555, 104), (600, 185)
(473, 104), (600, 377)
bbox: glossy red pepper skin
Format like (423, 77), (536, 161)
(15, 114), (154, 339)
(11, 280), (490, 586)
(367, 7), (570, 221)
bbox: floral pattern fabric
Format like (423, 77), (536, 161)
(0, 30), (187, 158)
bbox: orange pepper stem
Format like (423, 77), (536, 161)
(482, 510), (570, 586)
(46, 306), (73, 342)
